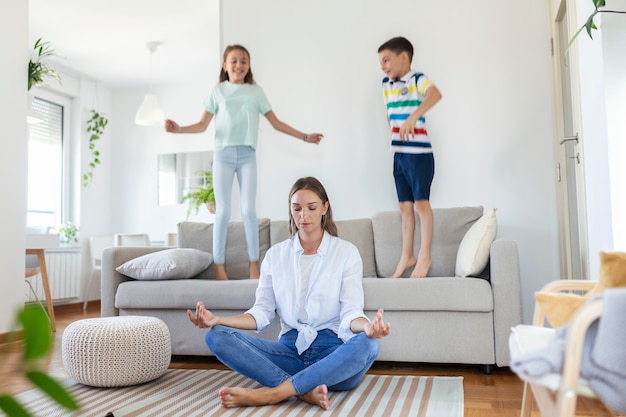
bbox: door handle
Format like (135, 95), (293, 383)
(560, 133), (579, 145)
(569, 152), (581, 164)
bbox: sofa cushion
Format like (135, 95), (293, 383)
(456, 208), (498, 277)
(372, 207), (484, 277)
(270, 218), (377, 278)
(270, 220), (290, 246)
(115, 279), (259, 310)
(362, 277), (493, 312)
(177, 218), (271, 279)
(115, 248), (213, 280)
(337, 219), (377, 278)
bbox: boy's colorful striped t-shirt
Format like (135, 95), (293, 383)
(382, 70), (434, 154)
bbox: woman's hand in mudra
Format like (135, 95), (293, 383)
(187, 301), (220, 329)
(364, 308), (391, 339)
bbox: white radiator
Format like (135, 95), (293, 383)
(26, 248), (82, 302)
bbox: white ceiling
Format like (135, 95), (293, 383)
(28, 0), (219, 89)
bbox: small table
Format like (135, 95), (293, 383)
(25, 234), (59, 332)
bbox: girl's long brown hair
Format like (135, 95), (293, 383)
(288, 177), (338, 237)
(219, 44), (255, 84)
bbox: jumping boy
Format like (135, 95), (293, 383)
(378, 36), (442, 278)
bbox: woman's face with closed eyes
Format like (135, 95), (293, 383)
(290, 189), (328, 234)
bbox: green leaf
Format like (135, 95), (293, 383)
(0, 395), (31, 417)
(18, 305), (51, 361)
(584, 12), (598, 38)
(26, 371), (79, 410)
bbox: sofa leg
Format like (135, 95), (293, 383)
(481, 364), (494, 374)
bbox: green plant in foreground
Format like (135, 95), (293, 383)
(0, 305), (79, 416)
(83, 109), (108, 187)
(28, 37), (62, 91)
(180, 170), (215, 219)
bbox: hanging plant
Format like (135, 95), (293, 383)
(82, 109), (108, 187)
(28, 37), (62, 91)
(568, 0), (626, 48)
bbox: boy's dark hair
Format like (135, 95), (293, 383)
(378, 37), (414, 63)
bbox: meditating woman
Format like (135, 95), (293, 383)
(187, 176), (391, 409)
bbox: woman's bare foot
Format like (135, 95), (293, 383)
(390, 256), (417, 278)
(219, 384), (329, 410)
(249, 261), (260, 279)
(215, 264), (228, 281)
(296, 385), (330, 410)
(220, 387), (280, 408)
(410, 254), (431, 278)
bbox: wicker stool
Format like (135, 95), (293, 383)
(62, 316), (171, 387)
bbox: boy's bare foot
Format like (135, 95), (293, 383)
(215, 264), (228, 281)
(296, 385), (330, 410)
(391, 256), (417, 278)
(410, 254), (432, 278)
(249, 261), (260, 279)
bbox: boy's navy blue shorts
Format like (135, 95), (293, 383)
(393, 152), (435, 202)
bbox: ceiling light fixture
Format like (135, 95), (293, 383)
(135, 41), (165, 126)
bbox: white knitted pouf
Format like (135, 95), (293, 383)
(62, 316), (171, 387)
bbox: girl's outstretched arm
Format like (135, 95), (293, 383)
(264, 111), (323, 144)
(165, 110), (214, 134)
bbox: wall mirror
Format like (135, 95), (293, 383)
(158, 151), (213, 206)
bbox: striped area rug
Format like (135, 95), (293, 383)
(11, 369), (463, 417)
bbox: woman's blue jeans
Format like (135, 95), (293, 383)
(212, 146), (258, 264)
(205, 326), (380, 395)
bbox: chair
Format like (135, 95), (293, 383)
(114, 233), (150, 247)
(166, 232), (177, 247)
(24, 260), (52, 327)
(510, 280), (620, 417)
(83, 236), (113, 310)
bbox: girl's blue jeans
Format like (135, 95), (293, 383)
(212, 146), (258, 264)
(205, 326), (380, 395)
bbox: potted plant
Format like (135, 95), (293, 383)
(58, 222), (79, 246)
(28, 37), (62, 91)
(180, 170), (215, 218)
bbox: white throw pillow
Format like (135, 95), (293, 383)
(116, 248), (213, 280)
(455, 208), (498, 277)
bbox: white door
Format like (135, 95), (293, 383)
(549, 0), (589, 280)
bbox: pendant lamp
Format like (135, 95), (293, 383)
(135, 42), (165, 126)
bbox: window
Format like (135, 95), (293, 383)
(27, 93), (71, 232)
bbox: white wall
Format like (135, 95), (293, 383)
(0, 1), (28, 333)
(222, 0), (559, 323)
(602, 4), (626, 251)
(108, 0), (221, 243)
(108, 0), (560, 323)
(573, 0), (615, 276)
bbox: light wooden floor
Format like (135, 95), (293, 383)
(0, 303), (617, 417)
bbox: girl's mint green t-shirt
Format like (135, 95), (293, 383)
(203, 81), (272, 150)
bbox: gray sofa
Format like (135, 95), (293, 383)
(102, 206), (522, 371)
